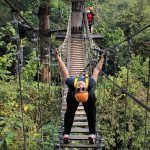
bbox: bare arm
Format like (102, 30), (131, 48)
(91, 55), (105, 82)
(55, 49), (69, 81)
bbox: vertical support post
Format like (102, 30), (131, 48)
(38, 2), (51, 83)
(12, 10), (27, 150)
(144, 59), (150, 150)
(17, 39), (27, 150)
(123, 37), (131, 149)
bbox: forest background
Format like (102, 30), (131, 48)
(0, 0), (149, 149)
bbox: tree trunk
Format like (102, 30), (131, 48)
(38, 1), (51, 83)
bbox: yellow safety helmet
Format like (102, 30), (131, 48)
(75, 91), (89, 103)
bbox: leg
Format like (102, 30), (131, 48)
(91, 25), (93, 33)
(88, 23), (92, 33)
(63, 92), (79, 135)
(82, 93), (96, 134)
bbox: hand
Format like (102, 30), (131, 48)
(54, 48), (59, 57)
(101, 50), (107, 59)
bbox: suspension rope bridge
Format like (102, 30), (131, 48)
(1, 0), (149, 150)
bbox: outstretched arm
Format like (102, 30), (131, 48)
(91, 53), (105, 82)
(55, 49), (69, 81)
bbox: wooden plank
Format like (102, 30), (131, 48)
(71, 128), (89, 133)
(73, 122), (88, 126)
(69, 71), (84, 74)
(71, 41), (82, 43)
(61, 110), (86, 116)
(61, 103), (83, 107)
(74, 116), (87, 121)
(56, 34), (104, 40)
(70, 48), (84, 51)
(62, 106), (84, 110)
(60, 135), (89, 140)
(69, 66), (85, 68)
(61, 116), (87, 121)
(75, 111), (86, 115)
(60, 143), (101, 148)
(71, 34), (82, 38)
(69, 68), (84, 71)
(71, 42), (83, 45)
(59, 127), (89, 133)
(79, 103), (83, 106)
(70, 46), (83, 48)
(70, 56), (84, 59)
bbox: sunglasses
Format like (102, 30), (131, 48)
(76, 87), (86, 92)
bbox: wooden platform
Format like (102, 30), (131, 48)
(56, 34), (104, 40)
(60, 143), (102, 148)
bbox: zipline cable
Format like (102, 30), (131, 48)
(4, 0), (35, 30)
(100, 70), (150, 112)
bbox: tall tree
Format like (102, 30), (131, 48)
(38, 0), (51, 82)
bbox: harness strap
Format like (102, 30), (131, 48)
(85, 73), (89, 89)
(74, 74), (89, 90)
(74, 76), (78, 88)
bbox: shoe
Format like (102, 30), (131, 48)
(63, 134), (70, 144)
(88, 134), (96, 144)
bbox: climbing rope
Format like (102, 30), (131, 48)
(58, 2), (72, 72)
(11, 10), (27, 150)
(17, 41), (27, 150)
(123, 38), (131, 149)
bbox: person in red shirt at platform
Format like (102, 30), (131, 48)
(87, 9), (94, 33)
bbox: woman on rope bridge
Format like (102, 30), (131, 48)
(54, 48), (106, 144)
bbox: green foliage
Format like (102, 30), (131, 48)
(0, 22), (17, 81)
(94, 0), (149, 47)
(51, 0), (70, 30)
(0, 0), (149, 149)
(22, 51), (38, 81)
(0, 46), (15, 82)
(0, 22), (16, 39)
(96, 55), (149, 149)
(0, 53), (13, 81)
(0, 79), (62, 149)
(0, 36), (62, 149)
(130, 54), (149, 84)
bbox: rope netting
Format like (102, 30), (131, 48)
(58, 4), (72, 73)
